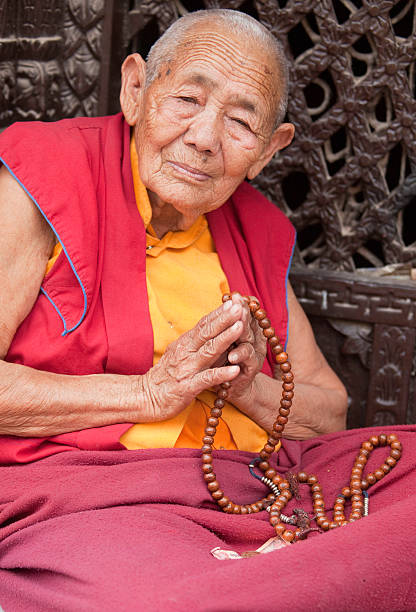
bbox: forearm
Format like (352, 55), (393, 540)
(0, 359), (145, 437)
(234, 372), (347, 440)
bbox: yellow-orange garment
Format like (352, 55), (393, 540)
(45, 137), (270, 452)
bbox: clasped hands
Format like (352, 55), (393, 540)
(142, 293), (267, 421)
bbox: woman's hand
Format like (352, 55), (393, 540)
(219, 293), (267, 409)
(141, 297), (261, 421)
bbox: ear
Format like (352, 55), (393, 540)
(246, 123), (295, 180)
(120, 53), (147, 126)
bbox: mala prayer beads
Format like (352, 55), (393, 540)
(201, 293), (402, 543)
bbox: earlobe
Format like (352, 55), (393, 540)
(246, 123), (295, 180)
(120, 53), (147, 126)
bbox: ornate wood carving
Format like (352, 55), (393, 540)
(61, 0), (104, 117)
(0, 0), (64, 126)
(0, 0), (104, 126)
(291, 267), (416, 426)
(367, 324), (415, 426)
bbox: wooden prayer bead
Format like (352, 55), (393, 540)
(204, 473), (216, 483)
(282, 530), (295, 542)
(217, 389), (228, 400)
(211, 489), (224, 500)
(275, 351), (288, 364)
(259, 318), (271, 329)
(361, 441), (373, 452)
(267, 437), (279, 447)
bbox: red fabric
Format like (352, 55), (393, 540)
(0, 114), (295, 465)
(0, 425), (415, 611)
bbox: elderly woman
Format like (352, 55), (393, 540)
(0, 10), (415, 612)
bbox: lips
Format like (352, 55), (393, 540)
(167, 160), (211, 181)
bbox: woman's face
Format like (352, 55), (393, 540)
(132, 23), (291, 222)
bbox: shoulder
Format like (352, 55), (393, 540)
(230, 181), (295, 234)
(0, 114), (124, 161)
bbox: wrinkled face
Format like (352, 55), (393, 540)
(133, 24), (282, 218)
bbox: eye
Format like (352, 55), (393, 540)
(231, 117), (251, 131)
(179, 96), (198, 104)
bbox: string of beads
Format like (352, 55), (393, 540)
(201, 293), (402, 543)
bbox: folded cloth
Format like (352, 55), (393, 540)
(0, 425), (415, 612)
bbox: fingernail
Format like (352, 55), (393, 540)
(229, 366), (239, 374)
(223, 300), (232, 310)
(231, 304), (240, 315)
(228, 352), (236, 363)
(231, 321), (241, 330)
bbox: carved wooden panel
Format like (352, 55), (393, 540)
(61, 0), (104, 117)
(0, 0), (104, 126)
(291, 267), (416, 427)
(0, 0), (64, 126)
(367, 324), (415, 426)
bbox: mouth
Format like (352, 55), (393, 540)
(167, 161), (211, 182)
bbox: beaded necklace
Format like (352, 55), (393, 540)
(201, 293), (402, 543)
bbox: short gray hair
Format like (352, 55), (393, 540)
(145, 9), (289, 128)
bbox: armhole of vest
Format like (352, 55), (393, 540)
(0, 157), (87, 337)
(284, 229), (296, 351)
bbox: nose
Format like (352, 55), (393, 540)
(183, 108), (221, 156)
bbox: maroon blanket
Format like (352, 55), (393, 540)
(1, 425), (415, 611)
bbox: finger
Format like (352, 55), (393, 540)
(229, 293), (253, 344)
(193, 364), (240, 393)
(197, 320), (244, 366)
(186, 300), (244, 351)
(227, 341), (256, 366)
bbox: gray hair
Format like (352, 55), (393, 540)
(145, 9), (289, 128)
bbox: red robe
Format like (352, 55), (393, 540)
(0, 113), (295, 464)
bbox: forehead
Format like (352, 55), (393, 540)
(155, 23), (278, 113)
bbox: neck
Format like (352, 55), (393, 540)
(148, 191), (200, 237)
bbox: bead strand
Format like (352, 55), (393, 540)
(201, 293), (293, 515)
(201, 294), (402, 543)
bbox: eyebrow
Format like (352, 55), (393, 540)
(186, 73), (257, 116)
